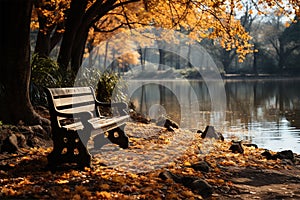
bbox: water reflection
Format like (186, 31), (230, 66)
(129, 80), (300, 153)
(129, 83), (181, 123)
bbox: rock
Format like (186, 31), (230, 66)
(159, 170), (213, 197)
(156, 116), (179, 131)
(190, 179), (213, 198)
(190, 161), (210, 173)
(262, 150), (295, 162)
(229, 140), (244, 154)
(198, 126), (224, 141)
(276, 150), (294, 162)
(0, 133), (18, 153)
(165, 118), (179, 129)
(159, 170), (181, 182)
(129, 110), (151, 124)
(261, 150), (276, 160)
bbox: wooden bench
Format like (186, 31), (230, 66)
(45, 86), (130, 169)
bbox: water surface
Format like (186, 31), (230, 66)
(129, 79), (300, 153)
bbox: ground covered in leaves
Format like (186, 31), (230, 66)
(1, 122), (300, 199)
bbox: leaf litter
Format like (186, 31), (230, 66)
(1, 122), (300, 199)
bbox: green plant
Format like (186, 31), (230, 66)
(31, 54), (61, 87)
(96, 72), (128, 103)
(30, 54), (77, 105)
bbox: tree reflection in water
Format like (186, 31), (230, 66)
(129, 80), (300, 153)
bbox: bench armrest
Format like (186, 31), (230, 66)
(95, 100), (128, 116)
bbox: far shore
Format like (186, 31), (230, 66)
(127, 74), (300, 81)
(222, 73), (300, 81)
(124, 68), (300, 81)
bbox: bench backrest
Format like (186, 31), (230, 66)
(46, 87), (100, 127)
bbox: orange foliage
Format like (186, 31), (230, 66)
(30, 0), (300, 61)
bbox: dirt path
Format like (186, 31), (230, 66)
(217, 167), (300, 199)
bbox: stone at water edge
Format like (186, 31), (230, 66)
(262, 149), (295, 162)
(197, 125), (224, 141)
(156, 116), (179, 132)
(229, 140), (244, 154)
(276, 150), (294, 161)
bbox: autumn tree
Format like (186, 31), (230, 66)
(56, 0), (144, 73)
(32, 0), (69, 57)
(1, 0), (300, 126)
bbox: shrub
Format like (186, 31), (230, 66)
(96, 72), (128, 103)
(31, 54), (61, 87)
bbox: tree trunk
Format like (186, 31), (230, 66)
(0, 0), (49, 126)
(57, 0), (87, 70)
(34, 19), (52, 57)
(50, 25), (64, 52)
(221, 49), (236, 74)
(71, 26), (89, 73)
(34, 20), (63, 57)
(253, 43), (258, 75)
(158, 49), (165, 70)
(278, 39), (285, 72)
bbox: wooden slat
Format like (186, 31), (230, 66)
(49, 87), (93, 97)
(53, 94), (95, 107)
(63, 122), (84, 131)
(58, 104), (96, 114)
(62, 116), (129, 131)
(88, 116), (129, 123)
(90, 116), (129, 129)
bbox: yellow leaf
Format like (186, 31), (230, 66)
(56, 179), (69, 184)
(285, 22), (291, 27)
(63, 188), (70, 193)
(217, 179), (225, 184)
(96, 191), (111, 199)
(99, 183), (110, 190)
(72, 194), (81, 200)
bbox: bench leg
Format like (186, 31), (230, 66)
(47, 130), (92, 170)
(93, 125), (129, 149)
(107, 125), (129, 149)
(47, 150), (91, 171)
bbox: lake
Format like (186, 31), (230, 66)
(128, 79), (300, 153)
